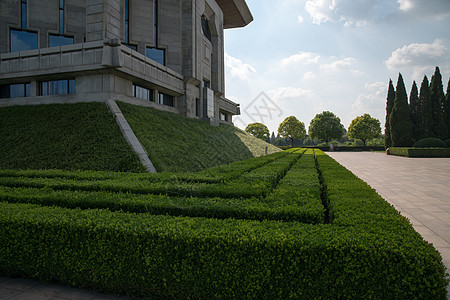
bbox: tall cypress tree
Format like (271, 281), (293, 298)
(389, 73), (413, 146)
(418, 75), (432, 139)
(409, 81), (420, 142)
(384, 79), (395, 148)
(429, 67), (447, 139)
(446, 78), (450, 139)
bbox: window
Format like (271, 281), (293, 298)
(132, 84), (153, 101)
(158, 93), (174, 107)
(40, 79), (75, 96)
(195, 98), (201, 117)
(123, 0), (136, 50)
(146, 47), (165, 65)
(49, 34), (73, 47)
(220, 112), (228, 122)
(0, 83), (30, 98)
(47, 0), (73, 47)
(201, 15), (212, 42)
(146, 0), (165, 65)
(10, 29), (38, 52)
(10, 0), (38, 53)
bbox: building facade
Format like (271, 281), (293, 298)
(0, 0), (252, 124)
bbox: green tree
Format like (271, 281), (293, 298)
(409, 81), (420, 142)
(348, 114), (381, 147)
(429, 67), (447, 139)
(417, 75), (432, 140)
(308, 111), (344, 145)
(384, 79), (395, 148)
(389, 73), (413, 147)
(245, 122), (270, 140)
(446, 78), (450, 139)
(277, 116), (306, 147)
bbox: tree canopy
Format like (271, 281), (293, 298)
(245, 122), (270, 140)
(384, 79), (395, 148)
(348, 114), (381, 146)
(308, 111), (344, 144)
(277, 116), (306, 147)
(429, 67), (447, 139)
(389, 73), (413, 147)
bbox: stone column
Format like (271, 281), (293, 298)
(86, 0), (121, 42)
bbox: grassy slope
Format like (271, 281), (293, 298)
(0, 103), (145, 172)
(118, 101), (281, 172)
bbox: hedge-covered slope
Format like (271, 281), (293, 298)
(117, 101), (281, 172)
(0, 103), (144, 172)
(0, 149), (448, 298)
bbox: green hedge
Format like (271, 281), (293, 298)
(0, 202), (447, 299)
(389, 147), (450, 157)
(0, 149), (448, 298)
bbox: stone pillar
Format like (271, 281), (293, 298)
(86, 0), (121, 42)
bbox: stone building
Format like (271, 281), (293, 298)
(0, 0), (252, 124)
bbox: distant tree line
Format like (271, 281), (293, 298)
(245, 111), (383, 147)
(385, 67), (450, 148)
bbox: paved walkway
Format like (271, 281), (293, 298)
(327, 151), (450, 297)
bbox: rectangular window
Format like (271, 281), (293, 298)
(59, 2), (64, 35)
(0, 83), (30, 98)
(10, 29), (38, 52)
(195, 98), (201, 117)
(158, 93), (174, 107)
(40, 79), (75, 96)
(132, 84), (153, 101)
(49, 34), (73, 47)
(220, 112), (228, 122)
(153, 0), (158, 45)
(21, 0), (27, 29)
(146, 47), (165, 65)
(201, 15), (212, 42)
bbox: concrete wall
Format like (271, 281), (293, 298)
(0, 0), (245, 124)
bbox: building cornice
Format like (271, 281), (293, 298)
(216, 0), (253, 29)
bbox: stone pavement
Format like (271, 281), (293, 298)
(0, 275), (138, 300)
(327, 151), (450, 297)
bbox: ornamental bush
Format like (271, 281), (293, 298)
(413, 138), (446, 148)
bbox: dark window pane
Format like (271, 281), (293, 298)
(0, 85), (10, 98)
(125, 44), (137, 51)
(10, 30), (38, 52)
(25, 83), (30, 97)
(48, 35), (73, 47)
(201, 16), (211, 41)
(125, 0), (129, 20)
(60, 0), (64, 9)
(159, 93), (173, 107)
(69, 80), (75, 94)
(59, 10), (64, 34)
(21, 3), (27, 29)
(125, 21), (129, 43)
(0, 83), (29, 98)
(146, 47), (165, 65)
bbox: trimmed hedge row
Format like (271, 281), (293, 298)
(389, 147), (450, 157)
(0, 149), (448, 298)
(0, 201), (447, 299)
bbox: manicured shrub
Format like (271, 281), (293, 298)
(413, 137), (446, 148)
(445, 139), (450, 147)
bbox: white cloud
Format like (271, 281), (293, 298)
(281, 51), (320, 66)
(303, 71), (317, 80)
(351, 81), (387, 127)
(305, 0), (336, 24)
(268, 87), (315, 100)
(386, 39), (447, 69)
(397, 0), (413, 11)
(385, 39), (450, 80)
(224, 53), (257, 81)
(320, 57), (357, 72)
(297, 14), (304, 23)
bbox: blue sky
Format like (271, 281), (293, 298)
(224, 0), (450, 135)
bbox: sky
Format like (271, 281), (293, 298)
(223, 0), (450, 135)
